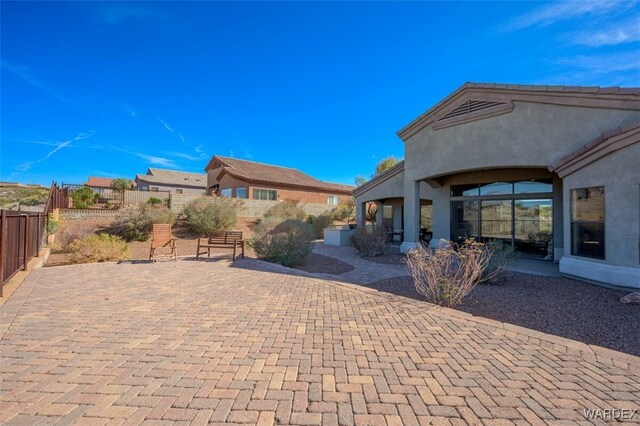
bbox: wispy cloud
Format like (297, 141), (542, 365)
(124, 105), (137, 117)
(1, 61), (68, 103)
(98, 3), (166, 25)
(107, 144), (178, 168)
(158, 117), (186, 143)
(501, 1), (635, 32)
(163, 151), (207, 161)
(17, 131), (96, 172)
(570, 17), (640, 46)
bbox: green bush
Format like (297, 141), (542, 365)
(68, 233), (130, 264)
(351, 227), (387, 256)
(250, 218), (315, 267)
(111, 178), (133, 192)
(307, 213), (334, 238)
(263, 200), (307, 221)
(147, 197), (163, 206)
(110, 204), (176, 241)
(183, 197), (237, 235)
(71, 187), (98, 209)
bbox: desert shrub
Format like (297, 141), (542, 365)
(147, 197), (163, 206)
(68, 233), (130, 264)
(479, 239), (517, 284)
(307, 213), (334, 238)
(331, 198), (355, 223)
(351, 227), (387, 256)
(46, 214), (59, 234)
(406, 240), (488, 307)
(263, 200), (307, 221)
(58, 220), (95, 251)
(183, 197), (237, 235)
(250, 218), (315, 267)
(71, 187), (98, 209)
(110, 204), (176, 242)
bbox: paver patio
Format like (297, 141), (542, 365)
(1, 259), (639, 425)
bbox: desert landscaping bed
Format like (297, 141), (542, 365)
(368, 272), (640, 356)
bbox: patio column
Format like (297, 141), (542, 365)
(401, 180), (420, 253)
(356, 201), (366, 229)
(375, 201), (383, 228)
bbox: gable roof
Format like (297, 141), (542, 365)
(549, 119), (640, 178)
(85, 177), (114, 188)
(135, 168), (207, 188)
(352, 161), (405, 198)
(398, 82), (640, 141)
(206, 155), (354, 194)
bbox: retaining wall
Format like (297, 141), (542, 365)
(169, 194), (334, 218)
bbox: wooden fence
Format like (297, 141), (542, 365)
(0, 182), (68, 294)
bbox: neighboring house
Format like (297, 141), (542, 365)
(204, 155), (354, 205)
(354, 83), (640, 288)
(85, 177), (115, 188)
(135, 168), (207, 194)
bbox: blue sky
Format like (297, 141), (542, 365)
(1, 1), (639, 186)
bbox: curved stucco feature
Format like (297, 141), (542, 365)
(562, 142), (640, 273)
(404, 102), (640, 182)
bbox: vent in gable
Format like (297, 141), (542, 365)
(433, 99), (514, 130)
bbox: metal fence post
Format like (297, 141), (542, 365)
(23, 214), (29, 271)
(36, 213), (42, 257)
(0, 210), (5, 296)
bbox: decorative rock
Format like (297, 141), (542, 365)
(620, 292), (640, 305)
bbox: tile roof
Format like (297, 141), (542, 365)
(85, 177), (114, 188)
(136, 168), (207, 188)
(212, 156), (354, 194)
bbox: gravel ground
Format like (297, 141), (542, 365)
(294, 253), (355, 275)
(359, 253), (407, 266)
(367, 272), (640, 356)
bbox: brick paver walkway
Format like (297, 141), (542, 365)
(1, 260), (639, 425)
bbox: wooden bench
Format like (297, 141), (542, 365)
(196, 231), (244, 261)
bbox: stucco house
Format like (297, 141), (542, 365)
(204, 155), (353, 205)
(135, 168), (207, 194)
(354, 83), (640, 288)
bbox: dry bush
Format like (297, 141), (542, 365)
(110, 204), (176, 241)
(406, 239), (488, 307)
(351, 227), (387, 256)
(68, 234), (130, 264)
(58, 220), (95, 251)
(263, 200), (307, 221)
(250, 218), (315, 267)
(480, 239), (517, 284)
(183, 197), (237, 235)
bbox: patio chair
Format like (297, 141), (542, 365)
(149, 224), (177, 262)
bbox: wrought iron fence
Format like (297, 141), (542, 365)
(61, 183), (170, 210)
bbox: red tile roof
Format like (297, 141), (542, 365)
(210, 156), (354, 194)
(85, 177), (114, 188)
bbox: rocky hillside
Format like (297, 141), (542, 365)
(0, 184), (49, 210)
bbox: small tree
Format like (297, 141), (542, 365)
(375, 156), (399, 175)
(71, 187), (98, 209)
(331, 198), (356, 224)
(111, 178), (133, 192)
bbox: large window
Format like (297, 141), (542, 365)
(220, 188), (232, 197)
(236, 188), (247, 199)
(451, 201), (479, 241)
(254, 188), (277, 201)
(571, 187), (605, 259)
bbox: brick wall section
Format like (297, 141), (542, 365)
(170, 193), (334, 218)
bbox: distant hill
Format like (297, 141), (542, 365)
(0, 183), (49, 210)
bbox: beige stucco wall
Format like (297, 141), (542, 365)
(562, 142), (640, 269)
(403, 102), (640, 182)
